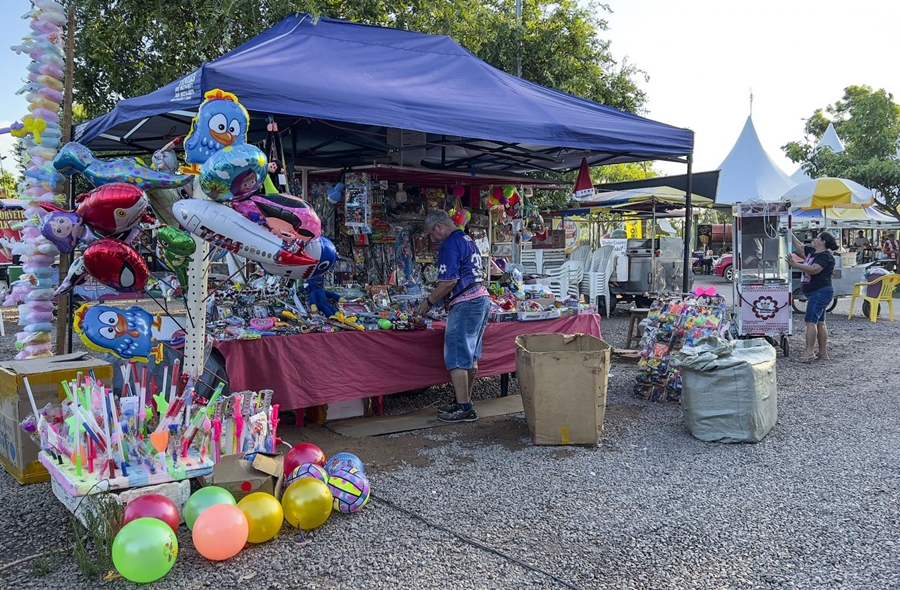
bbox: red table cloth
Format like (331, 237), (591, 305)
(215, 314), (601, 410)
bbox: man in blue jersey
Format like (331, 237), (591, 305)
(416, 209), (491, 422)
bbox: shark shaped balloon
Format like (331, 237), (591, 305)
(53, 142), (192, 191)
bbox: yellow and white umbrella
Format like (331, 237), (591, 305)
(781, 177), (874, 210)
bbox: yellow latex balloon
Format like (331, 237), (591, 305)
(282, 478), (333, 531)
(237, 492), (284, 544)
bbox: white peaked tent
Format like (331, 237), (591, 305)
(715, 115), (797, 205)
(790, 122), (845, 183)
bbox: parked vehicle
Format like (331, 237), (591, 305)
(713, 253), (733, 281)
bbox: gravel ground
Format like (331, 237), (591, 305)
(2, 277), (900, 589)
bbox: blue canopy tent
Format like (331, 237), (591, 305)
(76, 13), (693, 174)
(76, 13), (697, 287)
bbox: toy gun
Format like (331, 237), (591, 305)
(180, 382), (224, 457)
(155, 374), (193, 434)
(232, 393), (244, 455)
(212, 401), (223, 463)
(328, 311), (365, 331)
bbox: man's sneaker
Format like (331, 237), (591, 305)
(437, 406), (478, 423)
(437, 401), (460, 413)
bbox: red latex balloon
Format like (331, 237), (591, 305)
(123, 494), (180, 533)
(283, 443), (326, 476)
(75, 182), (149, 236)
(82, 238), (149, 292)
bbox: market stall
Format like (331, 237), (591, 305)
(215, 314), (601, 411)
(554, 186), (714, 307)
(1, 10), (701, 584)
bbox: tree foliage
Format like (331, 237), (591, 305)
(72, 0), (655, 211)
(73, 0), (646, 120)
(782, 85), (900, 221)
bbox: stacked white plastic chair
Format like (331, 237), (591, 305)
(540, 249), (568, 275)
(520, 249), (539, 275)
(548, 260), (584, 300)
(580, 245), (616, 317)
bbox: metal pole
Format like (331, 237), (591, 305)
(682, 155), (694, 293)
(56, 5), (77, 355)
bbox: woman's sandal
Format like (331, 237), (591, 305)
(795, 356), (818, 363)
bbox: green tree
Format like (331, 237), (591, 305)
(73, 0), (646, 119)
(0, 172), (17, 199)
(782, 85), (900, 221)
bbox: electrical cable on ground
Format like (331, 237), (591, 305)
(371, 493), (585, 590)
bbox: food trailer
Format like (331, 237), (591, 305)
(732, 201), (792, 356)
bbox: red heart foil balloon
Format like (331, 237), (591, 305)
(75, 182), (149, 236)
(82, 238), (149, 292)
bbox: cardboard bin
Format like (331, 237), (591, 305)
(515, 333), (610, 446)
(212, 452), (285, 501)
(0, 353), (113, 484)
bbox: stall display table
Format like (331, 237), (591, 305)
(39, 449), (213, 496)
(215, 314), (602, 411)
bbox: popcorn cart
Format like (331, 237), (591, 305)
(732, 201), (792, 356)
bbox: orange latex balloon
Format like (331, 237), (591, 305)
(191, 504), (248, 561)
(149, 431), (169, 453)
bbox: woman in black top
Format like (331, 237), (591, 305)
(785, 231), (837, 362)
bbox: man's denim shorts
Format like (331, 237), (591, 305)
(804, 285), (834, 323)
(443, 296), (491, 370)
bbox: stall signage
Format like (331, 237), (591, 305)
(739, 284), (791, 334)
(0, 208), (26, 264)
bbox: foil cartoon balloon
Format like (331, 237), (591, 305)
(74, 303), (164, 363)
(258, 235), (337, 280)
(233, 193), (322, 241)
(74, 182), (151, 237)
(183, 89), (251, 166)
(82, 238), (150, 292)
(40, 210), (87, 253)
(198, 144), (267, 202)
(53, 142), (193, 191)
(157, 226), (196, 295)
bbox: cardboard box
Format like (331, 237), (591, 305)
(212, 452), (285, 501)
(327, 398), (366, 421)
(515, 333), (610, 446)
(0, 353), (112, 484)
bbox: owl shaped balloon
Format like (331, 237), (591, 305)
(73, 304), (164, 363)
(183, 89), (251, 166)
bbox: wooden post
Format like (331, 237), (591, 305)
(54, 5), (77, 355)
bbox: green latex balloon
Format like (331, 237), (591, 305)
(377, 319), (392, 330)
(184, 486), (236, 530)
(112, 517), (178, 583)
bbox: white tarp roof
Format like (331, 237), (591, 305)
(715, 115), (797, 205)
(790, 122), (845, 183)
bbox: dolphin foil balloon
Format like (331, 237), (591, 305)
(74, 303), (164, 363)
